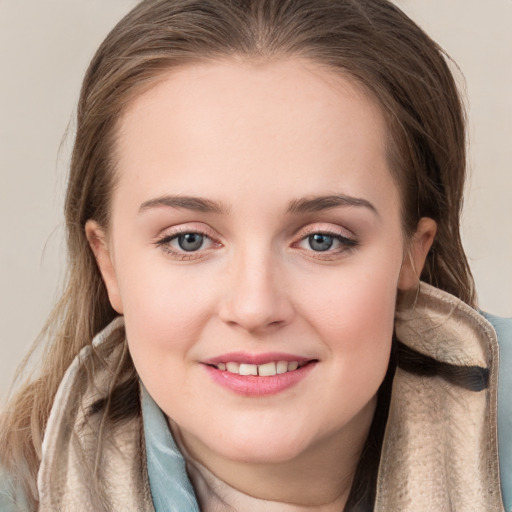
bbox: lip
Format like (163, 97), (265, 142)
(203, 352), (312, 366)
(202, 357), (318, 397)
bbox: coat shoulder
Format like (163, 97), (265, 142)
(482, 312), (512, 512)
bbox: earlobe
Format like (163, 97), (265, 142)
(398, 217), (437, 291)
(85, 220), (124, 314)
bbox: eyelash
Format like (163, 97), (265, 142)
(154, 227), (359, 261)
(154, 227), (220, 261)
(293, 228), (359, 260)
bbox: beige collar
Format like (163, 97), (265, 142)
(375, 283), (503, 511)
(37, 317), (155, 512)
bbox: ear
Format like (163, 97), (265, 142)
(85, 220), (124, 314)
(398, 217), (437, 291)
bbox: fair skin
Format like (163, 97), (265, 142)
(87, 58), (435, 508)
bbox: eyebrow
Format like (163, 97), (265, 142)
(286, 194), (379, 216)
(139, 195), (230, 214)
(138, 193), (378, 216)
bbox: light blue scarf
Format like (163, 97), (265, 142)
(141, 385), (200, 512)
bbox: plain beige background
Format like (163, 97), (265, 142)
(1, 0), (511, 401)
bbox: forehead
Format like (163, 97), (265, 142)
(113, 57), (398, 215)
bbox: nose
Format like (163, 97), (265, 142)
(218, 248), (295, 334)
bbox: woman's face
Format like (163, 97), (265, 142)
(89, 58), (431, 465)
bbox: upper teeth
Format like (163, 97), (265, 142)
(216, 361), (303, 376)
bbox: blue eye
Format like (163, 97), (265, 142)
(175, 233), (205, 252)
(155, 228), (220, 260)
(296, 230), (358, 256)
(308, 233), (334, 252)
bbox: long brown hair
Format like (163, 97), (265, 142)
(0, 0), (475, 507)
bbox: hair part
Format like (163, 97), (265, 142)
(0, 0), (475, 507)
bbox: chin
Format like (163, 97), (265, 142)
(206, 424), (313, 464)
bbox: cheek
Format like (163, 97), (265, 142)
(114, 254), (218, 388)
(302, 251), (400, 339)
(299, 250), (401, 392)
(327, 280), (395, 369)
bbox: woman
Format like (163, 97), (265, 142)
(1, 0), (510, 510)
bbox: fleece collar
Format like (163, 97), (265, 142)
(375, 283), (503, 510)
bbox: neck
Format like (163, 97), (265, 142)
(170, 397), (376, 509)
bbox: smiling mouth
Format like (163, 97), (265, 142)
(206, 360), (316, 376)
